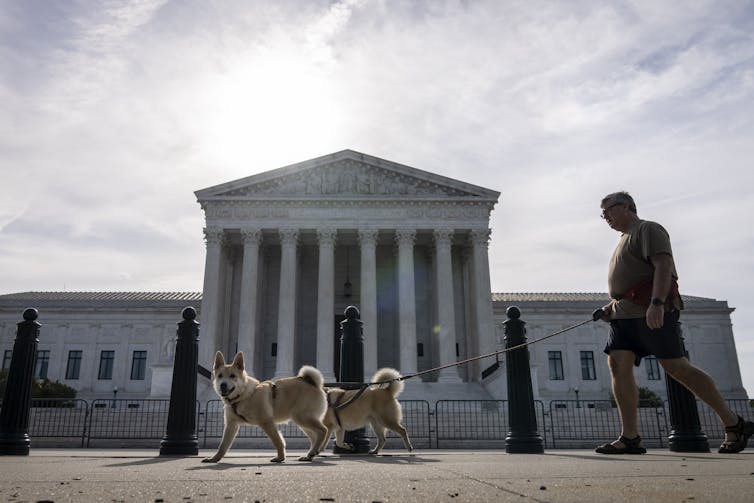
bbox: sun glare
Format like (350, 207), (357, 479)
(197, 54), (344, 169)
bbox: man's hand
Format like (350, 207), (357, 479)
(646, 304), (664, 329)
(593, 303), (612, 322)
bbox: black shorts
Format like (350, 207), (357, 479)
(603, 310), (684, 366)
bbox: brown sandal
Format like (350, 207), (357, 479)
(595, 435), (646, 454)
(718, 415), (754, 454)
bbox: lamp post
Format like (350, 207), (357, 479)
(112, 386), (118, 408)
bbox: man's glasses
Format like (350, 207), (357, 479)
(600, 202), (623, 219)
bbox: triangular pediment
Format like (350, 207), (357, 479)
(195, 150), (499, 201)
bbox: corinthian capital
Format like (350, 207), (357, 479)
(433, 228), (454, 248)
(357, 228), (379, 247)
(203, 227), (225, 247)
(470, 228), (492, 247)
(279, 228), (299, 247)
(241, 228), (262, 246)
(316, 228), (337, 247)
(394, 229), (416, 248)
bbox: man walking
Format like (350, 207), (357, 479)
(595, 191), (753, 454)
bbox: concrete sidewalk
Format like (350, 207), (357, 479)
(1, 448), (752, 502)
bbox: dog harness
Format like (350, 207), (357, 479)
(327, 390), (347, 428)
(226, 380), (277, 423)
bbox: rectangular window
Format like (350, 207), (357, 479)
(65, 350), (83, 380)
(130, 351), (147, 380)
(98, 350), (115, 380)
(580, 351), (596, 380)
(645, 356), (661, 381)
(417, 343), (424, 357)
(2, 350), (11, 370)
(548, 351), (564, 380)
(34, 350), (50, 379)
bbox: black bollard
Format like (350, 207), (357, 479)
(160, 307), (200, 455)
(665, 337), (709, 452)
(0, 308), (41, 456)
(333, 305), (370, 454)
(503, 306), (544, 454)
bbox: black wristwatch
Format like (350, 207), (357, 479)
(651, 297), (665, 306)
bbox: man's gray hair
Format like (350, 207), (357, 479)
(602, 191), (637, 213)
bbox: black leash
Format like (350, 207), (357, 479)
(368, 309), (605, 388)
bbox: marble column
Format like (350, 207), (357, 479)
(358, 229), (379, 379)
(237, 228), (262, 376)
(471, 229), (496, 366)
(198, 227), (224, 371)
(274, 228), (299, 379)
(395, 229), (418, 375)
(433, 228), (461, 382)
(316, 228), (337, 381)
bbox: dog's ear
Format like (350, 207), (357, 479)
(231, 352), (245, 372)
(213, 351), (225, 370)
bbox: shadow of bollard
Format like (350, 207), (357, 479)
(0, 308), (41, 456)
(160, 307), (200, 456)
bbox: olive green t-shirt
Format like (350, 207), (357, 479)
(607, 219), (681, 319)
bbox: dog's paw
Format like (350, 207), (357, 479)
(298, 455), (314, 462)
(269, 457), (284, 463)
(201, 457), (220, 463)
(368, 448), (379, 455)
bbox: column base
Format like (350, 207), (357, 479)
(159, 436), (199, 456)
(505, 434), (544, 454)
(332, 428), (371, 454)
(668, 432), (710, 452)
(0, 434), (31, 456)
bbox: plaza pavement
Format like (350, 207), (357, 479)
(0, 448), (752, 502)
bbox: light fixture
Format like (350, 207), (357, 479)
(343, 246), (352, 298)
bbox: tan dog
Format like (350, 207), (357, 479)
(320, 368), (413, 454)
(202, 351), (327, 463)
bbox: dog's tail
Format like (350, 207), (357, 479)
(298, 365), (325, 388)
(370, 368), (404, 397)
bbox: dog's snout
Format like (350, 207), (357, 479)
(220, 382), (228, 394)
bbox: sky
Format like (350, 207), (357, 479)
(1, 0), (753, 395)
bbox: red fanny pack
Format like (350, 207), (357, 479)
(623, 278), (680, 307)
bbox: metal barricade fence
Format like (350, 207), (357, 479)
(86, 399), (198, 447)
(549, 400), (667, 448)
(670, 398), (754, 444)
(28, 398), (89, 447)
(2, 396), (750, 448)
(434, 400), (548, 449)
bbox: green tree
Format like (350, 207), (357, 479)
(0, 369), (77, 403)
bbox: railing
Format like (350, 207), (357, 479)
(548, 400), (667, 448)
(29, 398), (89, 447)
(4, 397), (751, 449)
(435, 400), (548, 448)
(86, 399), (197, 447)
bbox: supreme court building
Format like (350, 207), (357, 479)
(195, 150), (500, 388)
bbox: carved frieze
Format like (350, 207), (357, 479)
(202, 202), (492, 222)
(217, 159), (477, 198)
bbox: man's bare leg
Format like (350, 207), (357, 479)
(659, 357), (739, 442)
(608, 350), (641, 447)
